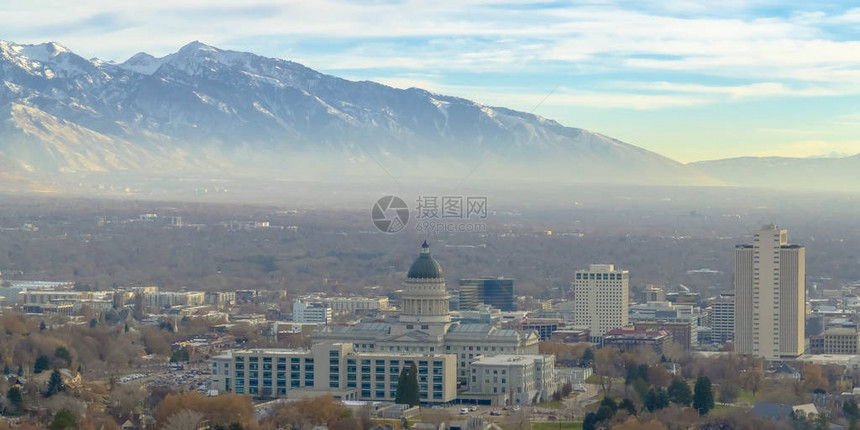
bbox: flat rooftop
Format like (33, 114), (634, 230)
(472, 354), (547, 365)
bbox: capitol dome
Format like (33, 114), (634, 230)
(407, 240), (443, 279)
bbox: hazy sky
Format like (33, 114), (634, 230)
(4, 0), (860, 162)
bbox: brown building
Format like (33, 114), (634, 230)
(550, 328), (590, 344)
(603, 328), (671, 353)
(634, 320), (693, 349)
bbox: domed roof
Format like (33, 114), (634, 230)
(407, 241), (444, 279)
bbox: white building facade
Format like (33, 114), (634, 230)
(709, 293), (735, 344)
(465, 355), (557, 406)
(573, 264), (629, 343)
(293, 300), (332, 324)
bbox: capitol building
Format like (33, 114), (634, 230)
(211, 242), (552, 406)
(314, 241), (540, 379)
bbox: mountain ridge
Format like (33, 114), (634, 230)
(0, 39), (718, 196)
(689, 154), (860, 192)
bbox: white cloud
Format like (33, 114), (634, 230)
(614, 81), (847, 99)
(3, 0), (860, 112)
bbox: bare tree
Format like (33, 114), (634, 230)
(162, 410), (204, 430)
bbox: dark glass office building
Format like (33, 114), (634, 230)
(458, 277), (516, 311)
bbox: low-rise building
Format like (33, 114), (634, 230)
(144, 291), (206, 310)
(321, 296), (390, 313)
(293, 300), (332, 324)
(823, 327), (860, 355)
(633, 320), (693, 349)
(550, 328), (590, 344)
(18, 291), (79, 305)
(205, 291), (236, 308)
(603, 328), (671, 353)
(462, 354), (556, 406)
(210, 343), (456, 404)
(509, 318), (563, 341)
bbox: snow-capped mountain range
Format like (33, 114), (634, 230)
(0, 40), (718, 194)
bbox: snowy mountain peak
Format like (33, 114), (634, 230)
(119, 52), (165, 75)
(0, 39), (719, 188)
(16, 42), (71, 63)
(178, 40), (219, 54)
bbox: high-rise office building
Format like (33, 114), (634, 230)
(458, 277), (516, 311)
(709, 293), (735, 344)
(735, 225), (805, 359)
(573, 264), (629, 343)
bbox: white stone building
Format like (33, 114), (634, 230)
(463, 354), (556, 406)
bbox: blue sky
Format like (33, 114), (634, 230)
(3, 0), (860, 162)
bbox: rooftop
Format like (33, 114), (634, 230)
(472, 354), (548, 365)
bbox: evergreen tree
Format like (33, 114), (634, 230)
(39, 321), (46, 331)
(395, 363), (420, 406)
(844, 399), (860, 420)
(404, 363), (419, 406)
(49, 408), (77, 430)
(644, 388), (669, 412)
(668, 378), (693, 406)
(583, 412), (598, 430)
(2, 364), (9, 375)
(46, 368), (66, 397)
(34, 355), (50, 374)
(7, 387), (23, 413)
(580, 348), (595, 367)
(170, 347), (190, 363)
(16, 364), (23, 376)
(55, 347), (72, 366)
(619, 398), (637, 416)
(394, 367), (407, 404)
(693, 376), (715, 415)
(626, 364), (649, 384)
(632, 378), (650, 402)
(595, 397), (618, 422)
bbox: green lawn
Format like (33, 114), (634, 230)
(537, 400), (563, 409)
(735, 389), (758, 404)
(531, 422), (583, 430)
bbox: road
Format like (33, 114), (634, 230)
(565, 383), (600, 419)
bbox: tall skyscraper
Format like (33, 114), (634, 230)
(735, 225), (805, 359)
(458, 277), (516, 311)
(573, 264), (629, 343)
